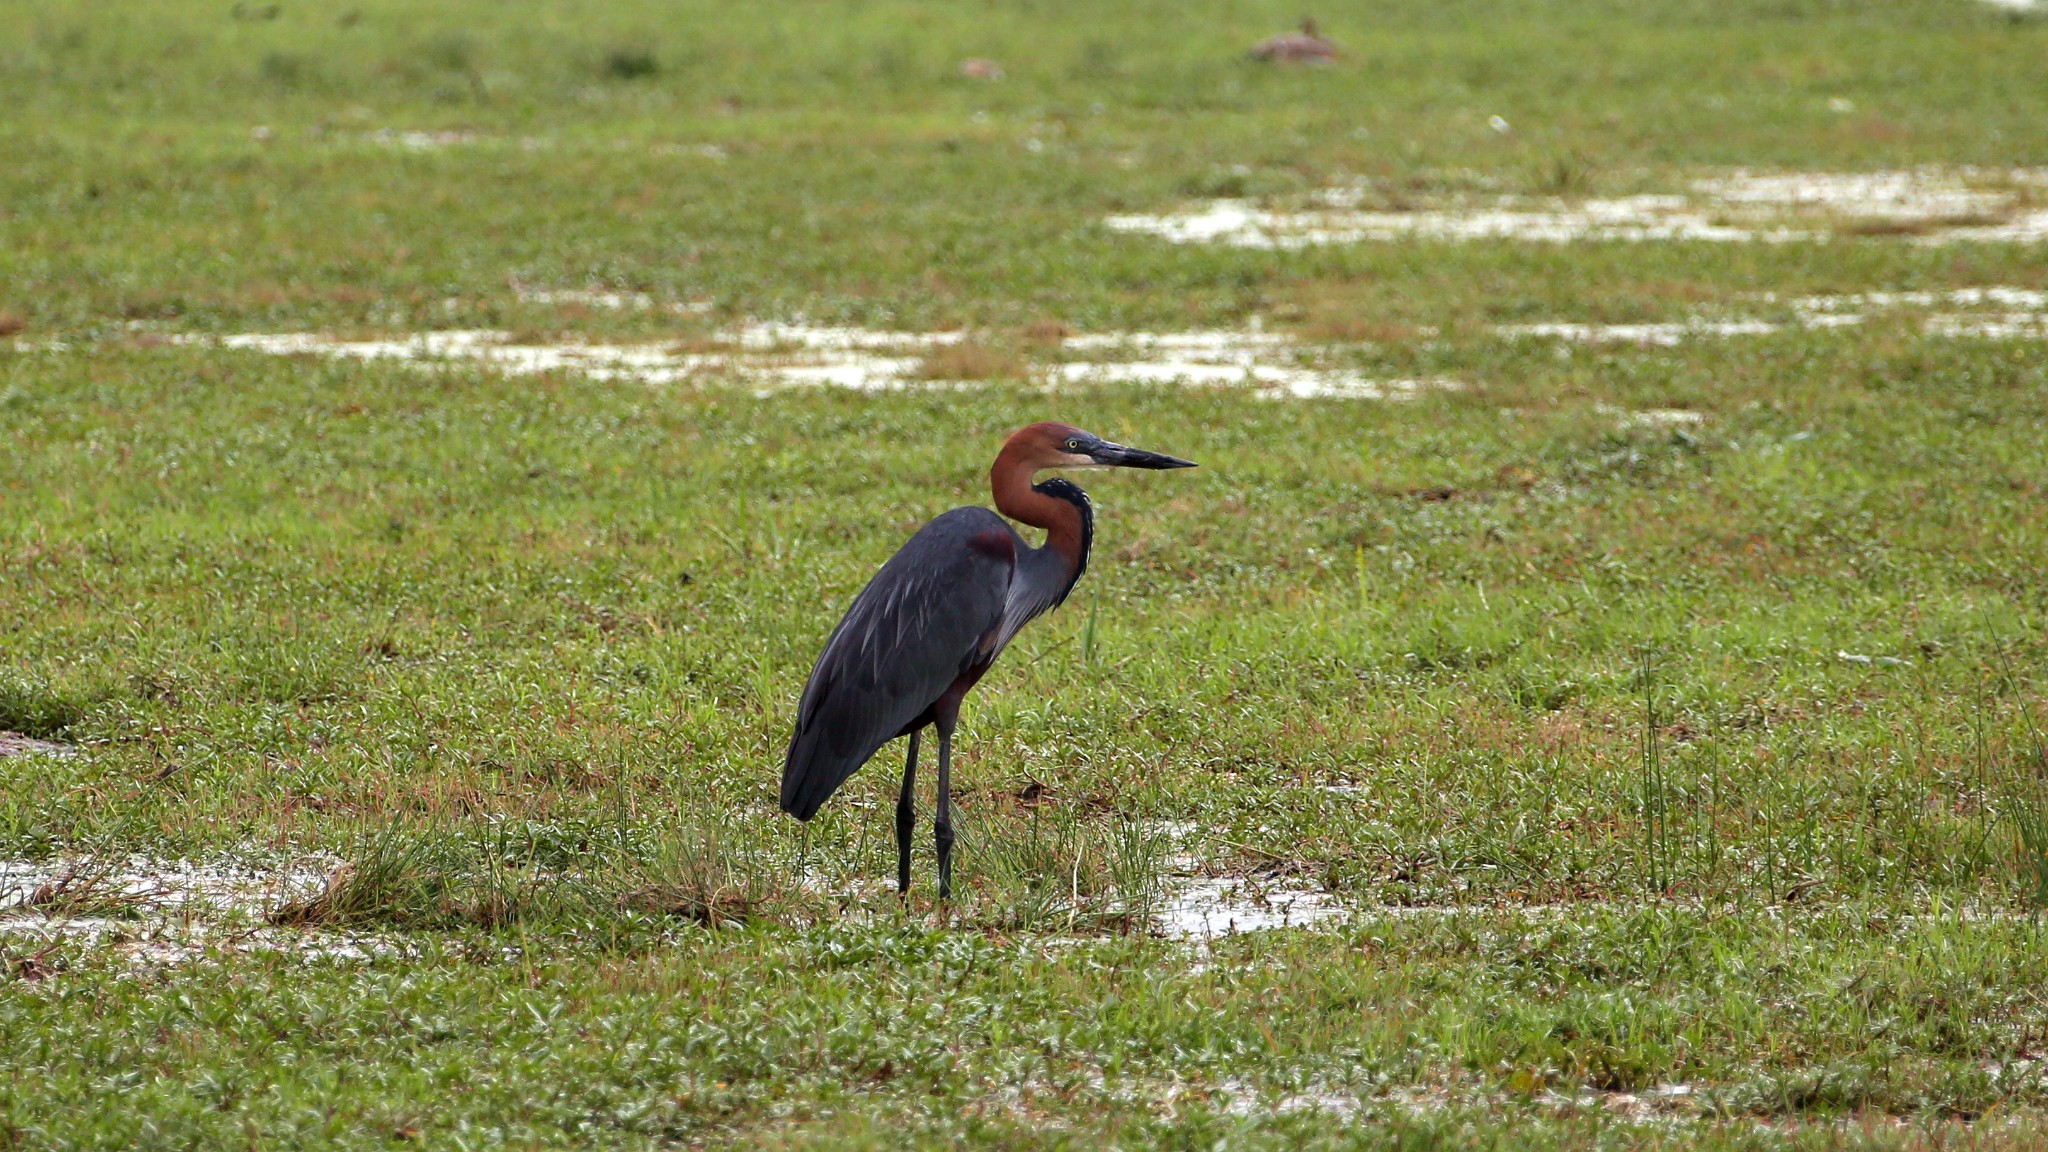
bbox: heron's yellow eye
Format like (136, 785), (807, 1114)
(1065, 438), (1081, 451)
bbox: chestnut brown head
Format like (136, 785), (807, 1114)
(1004, 421), (1198, 472)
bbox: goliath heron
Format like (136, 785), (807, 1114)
(779, 421), (1197, 898)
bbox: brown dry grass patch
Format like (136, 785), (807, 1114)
(912, 340), (1030, 381)
(1833, 209), (2014, 238)
(1017, 320), (1071, 350)
(1298, 315), (1430, 344)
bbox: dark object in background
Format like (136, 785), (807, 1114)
(1252, 18), (1340, 64)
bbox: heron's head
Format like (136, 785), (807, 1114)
(1008, 421), (1198, 473)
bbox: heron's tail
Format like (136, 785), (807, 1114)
(780, 731), (863, 823)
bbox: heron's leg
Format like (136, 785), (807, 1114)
(896, 730), (920, 896)
(934, 720), (956, 901)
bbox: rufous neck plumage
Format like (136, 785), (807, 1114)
(989, 423), (1089, 569)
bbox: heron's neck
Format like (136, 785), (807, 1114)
(991, 458), (1091, 575)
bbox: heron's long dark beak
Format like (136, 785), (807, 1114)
(1090, 441), (1198, 469)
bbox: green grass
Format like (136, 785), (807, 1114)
(6, 0), (2048, 1146)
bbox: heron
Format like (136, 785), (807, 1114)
(779, 421), (1197, 899)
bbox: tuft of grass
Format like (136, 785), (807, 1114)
(227, 635), (359, 706)
(621, 818), (782, 926)
(0, 672), (91, 740)
(601, 46), (659, 80)
(1017, 320), (1071, 350)
(968, 801), (1166, 932)
(268, 817), (788, 932)
(2013, 793), (2048, 912)
(269, 825), (539, 931)
(1989, 647), (2048, 913)
(259, 50), (314, 91)
(268, 828), (454, 928)
(1103, 812), (1165, 924)
(1531, 150), (1598, 198)
(421, 31), (487, 100)
(0, 941), (65, 982)
(1636, 649), (1674, 897)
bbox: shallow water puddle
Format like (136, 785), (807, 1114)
(192, 329), (948, 391)
(1599, 404), (1705, 430)
(0, 916), (395, 966)
(1504, 285), (2048, 345)
(1052, 359), (1450, 400)
(365, 129), (487, 151)
(731, 323), (964, 352)
(170, 325), (1455, 399)
(1155, 874), (1346, 939)
(1106, 168), (2048, 248)
(1790, 286), (2048, 313)
(1205, 1074), (1707, 1127)
(1107, 195), (1780, 247)
(0, 856), (334, 918)
(1790, 287), (2048, 339)
(0, 732), (75, 760)
(0, 856), (389, 966)
(1690, 170), (2012, 216)
(1501, 320), (1785, 346)
(209, 330), (707, 382)
(512, 286), (712, 314)
(1216, 1077), (1365, 1119)
(1922, 312), (2048, 338)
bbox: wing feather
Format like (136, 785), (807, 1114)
(780, 508), (1015, 821)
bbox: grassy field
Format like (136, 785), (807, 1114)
(5, 0), (2048, 1147)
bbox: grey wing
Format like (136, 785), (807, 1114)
(779, 507), (1015, 822)
(990, 550), (1071, 657)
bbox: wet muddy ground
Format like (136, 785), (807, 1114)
(0, 732), (75, 760)
(103, 323), (1466, 399)
(1105, 168), (2048, 248)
